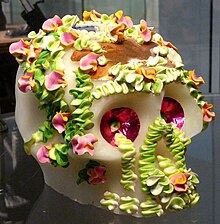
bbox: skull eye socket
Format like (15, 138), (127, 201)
(100, 107), (140, 146)
(161, 97), (185, 130)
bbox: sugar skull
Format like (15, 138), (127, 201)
(10, 10), (215, 217)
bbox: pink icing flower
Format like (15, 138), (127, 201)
(9, 39), (30, 59)
(202, 102), (215, 123)
(87, 166), (106, 185)
(60, 31), (78, 47)
(72, 134), (98, 156)
(140, 20), (152, 42)
(18, 70), (35, 92)
(42, 15), (63, 32)
(52, 112), (70, 133)
(79, 53), (99, 72)
(115, 10), (133, 28)
(37, 144), (52, 163)
(45, 71), (67, 91)
(170, 173), (190, 192)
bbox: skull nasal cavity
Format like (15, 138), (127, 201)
(100, 107), (140, 146)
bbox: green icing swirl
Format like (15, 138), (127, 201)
(65, 70), (94, 142)
(100, 191), (120, 211)
(115, 133), (137, 192)
(140, 198), (164, 216)
(119, 196), (139, 214)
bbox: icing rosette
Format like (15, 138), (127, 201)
(72, 133), (98, 156)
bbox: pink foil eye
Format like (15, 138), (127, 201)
(100, 107), (140, 146)
(161, 97), (185, 130)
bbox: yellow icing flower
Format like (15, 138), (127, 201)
(83, 10), (101, 21)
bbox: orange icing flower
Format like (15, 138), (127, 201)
(189, 70), (205, 87)
(202, 102), (215, 122)
(110, 23), (126, 42)
(115, 10), (133, 28)
(136, 67), (157, 81)
(157, 37), (178, 52)
(170, 173), (190, 192)
(83, 10), (101, 21)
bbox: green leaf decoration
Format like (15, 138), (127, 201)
(34, 68), (45, 86)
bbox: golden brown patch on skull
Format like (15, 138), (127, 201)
(71, 39), (157, 80)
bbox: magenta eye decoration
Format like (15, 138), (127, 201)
(100, 107), (140, 146)
(161, 97), (185, 130)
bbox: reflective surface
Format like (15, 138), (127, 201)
(0, 94), (219, 224)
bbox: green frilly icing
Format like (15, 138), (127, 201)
(115, 133), (137, 192)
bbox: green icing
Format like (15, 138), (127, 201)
(119, 196), (139, 214)
(140, 198), (164, 216)
(100, 191), (120, 211)
(66, 70), (94, 142)
(115, 133), (137, 192)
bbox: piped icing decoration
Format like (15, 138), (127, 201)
(170, 172), (190, 192)
(9, 39), (31, 61)
(87, 166), (106, 185)
(45, 70), (67, 91)
(109, 23), (126, 42)
(66, 70), (94, 141)
(60, 31), (78, 47)
(79, 53), (99, 73)
(139, 19), (152, 42)
(188, 70), (205, 87)
(72, 133), (98, 156)
(115, 10), (133, 28)
(100, 191), (120, 211)
(138, 117), (199, 214)
(42, 15), (63, 32)
(83, 9), (102, 21)
(52, 112), (70, 133)
(202, 102), (215, 122)
(119, 196), (139, 214)
(115, 133), (138, 191)
(18, 70), (36, 92)
(37, 143), (69, 167)
(77, 160), (106, 185)
(140, 198), (164, 216)
(37, 144), (52, 163)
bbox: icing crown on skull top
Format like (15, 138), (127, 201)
(10, 9), (215, 217)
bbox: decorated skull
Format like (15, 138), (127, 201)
(10, 10), (215, 217)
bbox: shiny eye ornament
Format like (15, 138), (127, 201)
(100, 107), (140, 146)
